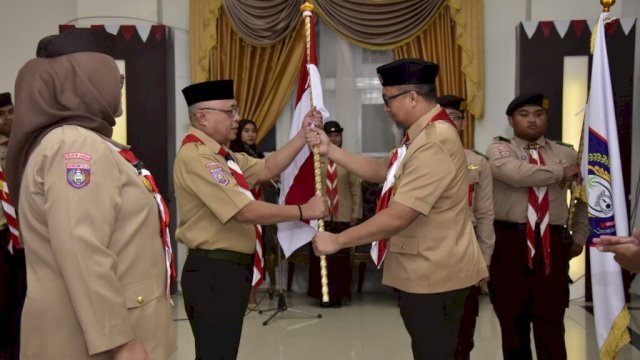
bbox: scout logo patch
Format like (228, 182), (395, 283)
(206, 162), (229, 186)
(495, 143), (512, 157)
(468, 163), (479, 170)
(67, 164), (91, 189)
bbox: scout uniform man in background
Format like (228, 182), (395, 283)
(311, 58), (487, 359)
(308, 120), (362, 308)
(175, 80), (327, 360)
(437, 95), (494, 360)
(0, 92), (25, 360)
(486, 93), (587, 359)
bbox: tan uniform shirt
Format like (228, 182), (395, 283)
(487, 135), (588, 244)
(466, 149), (495, 265)
(174, 127), (265, 254)
(18, 125), (175, 359)
(0, 134), (8, 229)
(321, 158), (362, 223)
(382, 106), (488, 294)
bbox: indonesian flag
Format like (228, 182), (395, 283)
(581, 12), (630, 359)
(277, 17), (329, 258)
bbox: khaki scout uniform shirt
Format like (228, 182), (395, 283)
(465, 149), (495, 265)
(0, 134), (8, 229)
(19, 125), (175, 359)
(321, 158), (362, 223)
(174, 127), (265, 254)
(382, 106), (488, 294)
(486, 135), (588, 244)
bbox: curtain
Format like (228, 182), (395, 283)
(189, 0), (223, 83)
(393, 6), (474, 149)
(209, 12), (305, 143)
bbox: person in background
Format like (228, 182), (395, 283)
(486, 93), (587, 359)
(310, 58), (487, 359)
(6, 28), (176, 359)
(437, 95), (494, 360)
(308, 120), (362, 308)
(594, 228), (640, 273)
(175, 80), (327, 359)
(0, 92), (25, 360)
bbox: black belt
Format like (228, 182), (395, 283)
(494, 220), (565, 231)
(189, 248), (253, 265)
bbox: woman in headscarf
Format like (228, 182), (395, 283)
(6, 29), (176, 359)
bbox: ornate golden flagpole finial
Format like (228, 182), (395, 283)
(601, 0), (615, 12)
(300, 1), (330, 306)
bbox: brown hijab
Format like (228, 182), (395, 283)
(6, 52), (121, 206)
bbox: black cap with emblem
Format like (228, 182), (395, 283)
(0, 93), (12, 108)
(182, 80), (235, 107)
(376, 58), (439, 87)
(436, 95), (466, 112)
(323, 121), (343, 134)
(36, 28), (116, 58)
(506, 93), (549, 116)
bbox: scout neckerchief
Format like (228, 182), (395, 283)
(0, 140), (20, 253)
(107, 141), (176, 296)
(326, 160), (339, 218)
(370, 109), (456, 268)
(526, 142), (551, 274)
(181, 134), (264, 287)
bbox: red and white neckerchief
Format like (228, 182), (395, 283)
(370, 109), (457, 268)
(0, 169), (20, 254)
(526, 143), (551, 274)
(468, 184), (475, 208)
(181, 134), (264, 287)
(326, 160), (339, 218)
(107, 141), (176, 297)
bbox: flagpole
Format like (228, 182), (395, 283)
(301, 1), (330, 305)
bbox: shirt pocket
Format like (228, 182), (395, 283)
(123, 278), (162, 309)
(389, 234), (419, 255)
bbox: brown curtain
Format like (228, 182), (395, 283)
(222, 0), (302, 45)
(209, 12), (305, 143)
(393, 5), (474, 149)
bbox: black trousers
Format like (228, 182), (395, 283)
(308, 221), (352, 303)
(489, 222), (571, 360)
(0, 227), (26, 360)
(182, 253), (252, 360)
(454, 285), (480, 360)
(397, 287), (470, 360)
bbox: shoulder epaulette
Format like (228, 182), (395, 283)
(492, 136), (511, 143)
(555, 140), (575, 149)
(473, 149), (488, 160)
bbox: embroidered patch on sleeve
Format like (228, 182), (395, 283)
(495, 144), (512, 157)
(206, 162), (229, 186)
(64, 152), (93, 162)
(67, 164), (91, 189)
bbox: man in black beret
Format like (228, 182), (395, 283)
(175, 80), (328, 359)
(310, 58), (488, 359)
(437, 94), (494, 360)
(486, 93), (587, 359)
(0, 92), (25, 360)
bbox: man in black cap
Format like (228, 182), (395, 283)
(310, 58), (488, 359)
(437, 95), (494, 360)
(308, 120), (361, 307)
(486, 93), (587, 359)
(175, 80), (328, 359)
(0, 92), (25, 360)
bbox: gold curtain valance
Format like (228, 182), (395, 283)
(222, 0), (303, 46)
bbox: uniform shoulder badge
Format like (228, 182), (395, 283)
(473, 149), (488, 160)
(492, 136), (511, 143)
(67, 164), (91, 189)
(205, 162), (229, 186)
(555, 140), (574, 149)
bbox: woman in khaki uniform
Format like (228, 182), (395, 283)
(6, 29), (176, 359)
(311, 58), (487, 359)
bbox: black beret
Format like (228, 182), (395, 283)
(182, 80), (234, 106)
(0, 92), (12, 107)
(324, 121), (343, 133)
(36, 28), (116, 58)
(436, 95), (466, 112)
(377, 58), (438, 87)
(506, 93), (549, 116)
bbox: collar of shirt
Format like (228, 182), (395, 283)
(404, 105), (445, 145)
(512, 135), (547, 150)
(0, 134), (8, 146)
(187, 126), (224, 153)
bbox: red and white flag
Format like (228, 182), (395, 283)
(278, 17), (329, 258)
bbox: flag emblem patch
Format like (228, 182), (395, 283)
(67, 164), (91, 189)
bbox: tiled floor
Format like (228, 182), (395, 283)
(171, 289), (640, 359)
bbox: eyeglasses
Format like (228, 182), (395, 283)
(119, 74), (125, 89)
(199, 105), (240, 117)
(382, 90), (413, 106)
